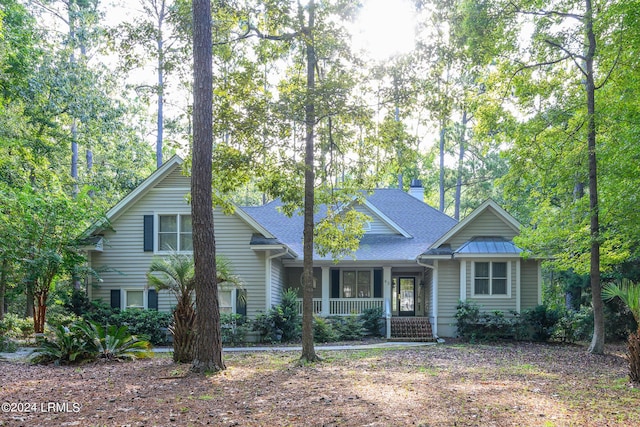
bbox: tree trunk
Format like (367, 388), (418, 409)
(584, 0), (604, 355)
(191, 0), (224, 373)
(628, 331), (640, 383)
(454, 111), (467, 220)
(0, 259), (6, 320)
(171, 299), (196, 363)
(300, 0), (319, 363)
(25, 281), (34, 319)
(439, 123), (446, 212)
(33, 289), (47, 334)
(156, 0), (165, 169)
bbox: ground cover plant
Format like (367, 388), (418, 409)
(1, 341), (638, 426)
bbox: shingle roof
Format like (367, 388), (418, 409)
(240, 189), (458, 261)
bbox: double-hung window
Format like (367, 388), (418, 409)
(158, 214), (192, 252)
(342, 270), (372, 298)
(473, 261), (508, 296)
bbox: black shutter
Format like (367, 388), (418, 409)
(236, 289), (247, 316)
(331, 269), (340, 298)
(110, 289), (121, 309)
(143, 215), (154, 252)
(374, 269), (383, 298)
(148, 289), (158, 310)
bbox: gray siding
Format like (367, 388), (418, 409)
(89, 170), (268, 319)
(447, 209), (518, 250)
(521, 259), (540, 309)
(154, 168), (190, 189)
(354, 204), (397, 235)
(436, 260), (460, 337)
(270, 257), (285, 306)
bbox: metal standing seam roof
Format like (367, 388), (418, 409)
(455, 237), (523, 255)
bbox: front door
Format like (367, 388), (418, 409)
(398, 277), (415, 316)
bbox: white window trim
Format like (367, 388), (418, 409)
(470, 261), (512, 298)
(341, 269), (373, 298)
(122, 289), (148, 310)
(154, 212), (192, 254)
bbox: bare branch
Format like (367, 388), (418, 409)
(247, 22), (300, 42)
(543, 39), (587, 76)
(508, 1), (584, 21)
(595, 30), (624, 90)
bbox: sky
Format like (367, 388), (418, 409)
(353, 0), (418, 61)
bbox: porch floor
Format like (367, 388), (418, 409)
(389, 317), (434, 342)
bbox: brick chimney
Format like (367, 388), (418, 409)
(409, 179), (424, 201)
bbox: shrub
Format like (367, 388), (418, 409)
(32, 321), (153, 365)
(332, 315), (365, 341)
(0, 335), (18, 353)
(221, 313), (248, 345)
(313, 316), (338, 343)
(0, 313), (34, 340)
(522, 305), (561, 342)
(31, 324), (94, 365)
(109, 309), (172, 345)
(455, 301), (515, 342)
(360, 307), (384, 337)
(252, 289), (301, 343)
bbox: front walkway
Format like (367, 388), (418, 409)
(0, 341), (436, 362)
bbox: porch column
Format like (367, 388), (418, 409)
(431, 260), (438, 337)
(321, 266), (330, 316)
(265, 250), (272, 310)
(383, 266), (392, 339)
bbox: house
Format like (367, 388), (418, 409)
(84, 156), (541, 339)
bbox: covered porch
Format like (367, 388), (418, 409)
(287, 264), (436, 340)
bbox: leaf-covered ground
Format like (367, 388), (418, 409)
(1, 341), (638, 426)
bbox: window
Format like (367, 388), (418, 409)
(474, 262), (509, 296)
(342, 270), (372, 298)
(125, 290), (144, 309)
(158, 214), (192, 251)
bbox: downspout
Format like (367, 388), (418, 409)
(265, 248), (293, 310)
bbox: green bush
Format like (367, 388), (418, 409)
(454, 301), (515, 342)
(32, 320), (153, 365)
(522, 305), (561, 342)
(252, 289), (301, 343)
(332, 315), (365, 341)
(109, 309), (172, 345)
(221, 313), (248, 345)
(0, 313), (34, 340)
(313, 316), (339, 343)
(0, 335), (18, 352)
(360, 307), (384, 337)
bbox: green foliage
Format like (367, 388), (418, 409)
(313, 316), (338, 343)
(0, 335), (18, 352)
(455, 301), (515, 342)
(330, 315), (365, 341)
(603, 280), (640, 328)
(359, 307), (384, 337)
(74, 321), (153, 361)
(252, 289), (301, 343)
(31, 324), (93, 365)
(0, 313), (34, 339)
(220, 313), (248, 345)
(521, 305), (561, 342)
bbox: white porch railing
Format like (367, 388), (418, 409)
(295, 298), (323, 315)
(329, 298), (384, 316)
(296, 298), (384, 316)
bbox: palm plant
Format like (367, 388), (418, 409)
(147, 252), (243, 363)
(603, 280), (640, 382)
(75, 321), (153, 360)
(148, 252), (196, 363)
(31, 324), (93, 365)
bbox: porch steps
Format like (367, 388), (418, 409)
(389, 317), (434, 342)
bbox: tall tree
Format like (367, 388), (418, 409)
(190, 0), (224, 372)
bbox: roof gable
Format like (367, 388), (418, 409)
(429, 199), (521, 250)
